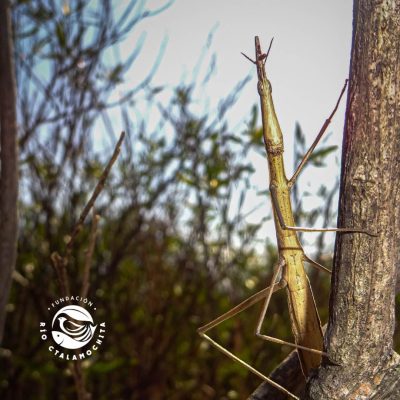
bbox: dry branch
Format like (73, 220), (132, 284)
(66, 131), (125, 253)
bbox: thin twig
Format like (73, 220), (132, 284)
(66, 131), (125, 253)
(81, 210), (99, 299)
(50, 252), (70, 298)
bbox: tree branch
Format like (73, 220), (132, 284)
(66, 131), (125, 253)
(0, 0), (18, 345)
(81, 210), (99, 299)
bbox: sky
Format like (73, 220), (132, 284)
(128, 0), (353, 144)
(115, 0), (354, 250)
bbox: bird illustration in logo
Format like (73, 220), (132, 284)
(51, 305), (97, 349)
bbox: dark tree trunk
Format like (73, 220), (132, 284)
(0, 0), (18, 344)
(249, 1), (400, 398)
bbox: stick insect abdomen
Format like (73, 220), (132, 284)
(284, 251), (323, 376)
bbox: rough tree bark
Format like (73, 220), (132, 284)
(249, 0), (400, 398)
(0, 0), (18, 345)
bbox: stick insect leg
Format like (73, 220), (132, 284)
(255, 259), (327, 358)
(270, 186), (377, 237)
(255, 333), (327, 357)
(198, 283), (284, 334)
(303, 253), (331, 274)
(254, 259), (285, 334)
(200, 333), (299, 399)
(198, 263), (299, 399)
(288, 80), (348, 187)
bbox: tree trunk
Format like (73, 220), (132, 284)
(307, 0), (400, 398)
(249, 1), (400, 398)
(0, 0), (18, 345)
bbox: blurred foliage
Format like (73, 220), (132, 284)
(1, 1), (398, 400)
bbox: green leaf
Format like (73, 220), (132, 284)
(294, 122), (305, 147)
(28, 5), (54, 21)
(56, 23), (66, 49)
(250, 127), (263, 144)
(308, 145), (338, 165)
(238, 190), (245, 210)
(247, 104), (258, 131)
(150, 86), (164, 95)
(31, 38), (49, 55)
(108, 64), (124, 83)
(225, 134), (243, 144)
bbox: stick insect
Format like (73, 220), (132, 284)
(198, 37), (375, 399)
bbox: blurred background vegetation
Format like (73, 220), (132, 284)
(1, 1), (399, 399)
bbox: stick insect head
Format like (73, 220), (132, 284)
(253, 37), (285, 157)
